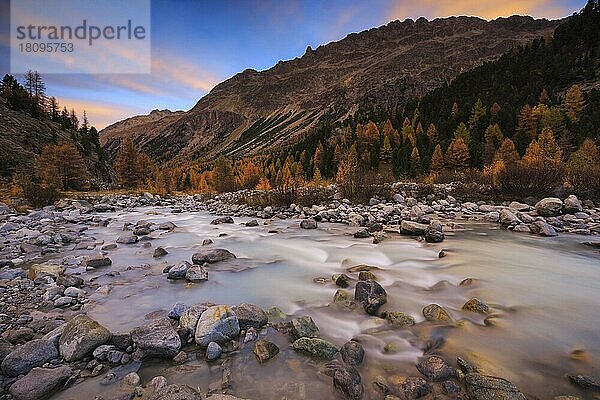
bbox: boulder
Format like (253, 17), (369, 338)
(9, 366), (72, 400)
(116, 234), (138, 244)
(422, 304), (452, 322)
(148, 384), (202, 400)
(231, 303), (268, 330)
(290, 316), (319, 339)
(464, 373), (526, 400)
(30, 264), (64, 279)
(381, 311), (415, 328)
(462, 298), (490, 314)
(1, 339), (58, 377)
(340, 341), (364, 366)
(131, 317), (181, 358)
(300, 219), (318, 229)
(335, 273), (351, 288)
(168, 302), (188, 319)
(564, 195), (583, 214)
(167, 261), (192, 280)
(185, 264), (209, 282)
(325, 360), (363, 400)
(416, 355), (454, 381)
(179, 304), (210, 332)
(84, 254), (112, 268)
(535, 197), (563, 217)
(292, 337), (338, 360)
(154, 247), (168, 258)
(245, 219), (259, 227)
(211, 216), (234, 225)
(59, 315), (111, 362)
(206, 341), (222, 361)
(530, 220), (558, 237)
(400, 220), (428, 236)
(425, 228), (445, 243)
(253, 339), (279, 363)
(500, 209), (520, 226)
(353, 229), (370, 239)
(159, 221), (177, 230)
(354, 280), (387, 315)
(191, 249), (236, 264)
(194, 305), (240, 347)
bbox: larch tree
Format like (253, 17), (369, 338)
(35, 141), (89, 190)
(569, 138), (599, 168)
(213, 156), (235, 193)
(445, 138), (470, 170)
(468, 98), (486, 131)
(454, 122), (471, 145)
(483, 124), (503, 163)
(426, 123), (438, 144)
(451, 102), (459, 118)
(563, 84), (585, 123)
(409, 146), (421, 176)
(537, 127), (563, 163)
(494, 138), (520, 166)
(430, 144), (444, 174)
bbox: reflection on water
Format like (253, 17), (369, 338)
(51, 208), (600, 399)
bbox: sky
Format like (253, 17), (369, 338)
(0, 0), (587, 129)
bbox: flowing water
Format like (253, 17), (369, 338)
(50, 207), (600, 399)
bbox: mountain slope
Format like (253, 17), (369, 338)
(100, 15), (559, 162)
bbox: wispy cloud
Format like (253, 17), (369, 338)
(57, 97), (146, 130)
(387, 0), (577, 21)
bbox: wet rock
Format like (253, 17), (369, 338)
(1, 339), (58, 377)
(116, 234), (138, 244)
(290, 316), (319, 339)
(354, 280), (387, 315)
(109, 332), (132, 351)
(206, 341), (222, 361)
(179, 304), (210, 333)
(354, 229), (370, 239)
(172, 350), (187, 365)
(335, 273), (351, 288)
(185, 264), (209, 282)
(300, 219), (318, 229)
(422, 304), (452, 322)
(56, 274), (84, 288)
(30, 264), (64, 279)
(391, 376), (432, 399)
(567, 374), (600, 391)
(93, 344), (124, 365)
(340, 340), (364, 366)
(167, 261), (192, 280)
(243, 327), (258, 343)
(530, 220), (558, 237)
(292, 337), (338, 360)
(153, 247), (168, 258)
(122, 371), (141, 387)
(101, 243), (118, 250)
(442, 380), (461, 394)
(211, 216), (234, 225)
(194, 305), (240, 347)
(59, 315), (111, 362)
(202, 239), (213, 246)
(245, 219), (259, 227)
(535, 197), (563, 217)
(464, 373), (526, 399)
(9, 366), (72, 400)
(168, 302), (188, 319)
(500, 209), (520, 226)
(131, 317), (181, 358)
(462, 298), (490, 314)
(231, 303), (268, 330)
(253, 339), (279, 363)
(64, 286), (84, 298)
(159, 221), (177, 230)
(358, 271), (376, 281)
(54, 296), (74, 308)
(381, 311), (415, 328)
(509, 202), (531, 211)
(84, 254), (112, 268)
(416, 355), (454, 381)
(148, 384), (202, 400)
(564, 195), (583, 214)
(425, 228), (445, 243)
(191, 248), (236, 264)
(400, 220), (429, 236)
(326, 360), (364, 400)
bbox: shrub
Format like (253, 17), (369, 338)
(497, 161), (565, 198)
(568, 165), (600, 199)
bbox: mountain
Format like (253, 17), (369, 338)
(100, 15), (559, 162)
(0, 99), (110, 181)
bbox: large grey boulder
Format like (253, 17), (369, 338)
(354, 280), (387, 315)
(500, 209), (520, 226)
(194, 305), (240, 347)
(9, 366), (72, 400)
(231, 303), (267, 330)
(185, 264), (209, 282)
(564, 195), (583, 214)
(179, 304), (210, 333)
(59, 315), (111, 362)
(535, 197), (563, 217)
(131, 317), (181, 358)
(167, 261), (192, 280)
(191, 249), (236, 264)
(530, 220), (558, 237)
(400, 220), (428, 236)
(1, 339), (58, 377)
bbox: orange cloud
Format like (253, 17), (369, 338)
(388, 0), (574, 21)
(57, 97), (145, 130)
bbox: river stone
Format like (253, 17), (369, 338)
(290, 316), (319, 339)
(253, 339), (279, 363)
(245, 219), (259, 227)
(335, 273), (351, 288)
(131, 317), (181, 358)
(167, 261), (192, 280)
(194, 305), (240, 347)
(9, 366), (72, 400)
(154, 247), (168, 258)
(168, 302), (188, 319)
(500, 209), (520, 226)
(185, 264), (209, 282)
(116, 234), (138, 244)
(422, 304), (452, 322)
(354, 229), (370, 238)
(56, 274), (84, 288)
(564, 195), (583, 214)
(416, 355), (454, 381)
(148, 384), (202, 400)
(326, 360), (363, 400)
(381, 311), (415, 328)
(300, 219), (317, 229)
(84, 254), (112, 268)
(340, 340), (364, 366)
(231, 303), (268, 330)
(206, 341), (222, 361)
(425, 228), (445, 243)
(179, 304), (210, 332)
(462, 298), (490, 314)
(30, 264), (64, 279)
(292, 337), (339, 360)
(354, 280), (387, 315)
(211, 216), (234, 224)
(159, 221), (177, 230)
(567, 374), (600, 391)
(509, 201), (531, 211)
(191, 249), (236, 264)
(530, 220), (558, 237)
(59, 315), (111, 362)
(535, 197), (563, 217)
(464, 373), (526, 400)
(1, 339), (58, 377)
(392, 376), (432, 399)
(358, 271), (376, 281)
(400, 220), (429, 236)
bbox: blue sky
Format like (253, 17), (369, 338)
(0, 0), (586, 129)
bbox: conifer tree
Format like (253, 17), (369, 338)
(430, 144), (444, 173)
(446, 138), (470, 170)
(494, 138), (520, 166)
(36, 141), (89, 190)
(563, 84), (585, 123)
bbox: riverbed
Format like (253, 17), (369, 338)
(50, 207), (600, 399)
